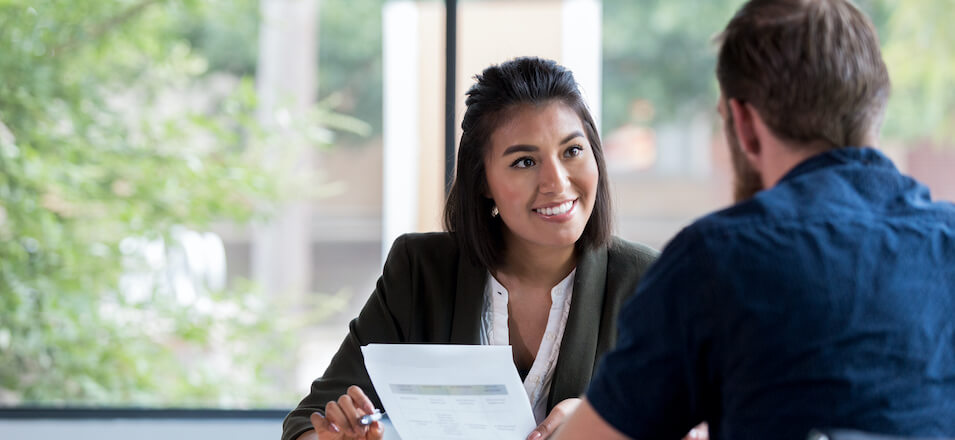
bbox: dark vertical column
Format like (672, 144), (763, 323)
(444, 0), (458, 196)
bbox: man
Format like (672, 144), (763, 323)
(553, 0), (955, 439)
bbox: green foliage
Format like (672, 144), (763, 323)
(176, 0), (385, 141)
(316, 0), (385, 139)
(602, 0), (743, 131)
(0, 0), (352, 407)
(877, 0), (955, 144)
(602, 0), (955, 146)
(174, 0), (261, 77)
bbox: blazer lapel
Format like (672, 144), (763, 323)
(449, 252), (485, 344)
(548, 245), (608, 408)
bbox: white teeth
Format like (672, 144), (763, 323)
(536, 200), (574, 216)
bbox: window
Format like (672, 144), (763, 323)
(1, 0), (952, 413)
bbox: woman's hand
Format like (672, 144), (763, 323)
(682, 423), (709, 440)
(309, 385), (383, 440)
(525, 397), (581, 440)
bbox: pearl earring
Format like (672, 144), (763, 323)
(491, 206), (499, 217)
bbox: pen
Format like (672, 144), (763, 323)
(359, 409), (385, 426)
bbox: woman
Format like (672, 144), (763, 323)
(282, 57), (658, 440)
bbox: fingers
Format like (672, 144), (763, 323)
(347, 385), (376, 415)
(339, 393), (369, 436)
(317, 386), (378, 440)
(313, 408), (381, 440)
(526, 398), (581, 440)
(310, 411), (340, 436)
(325, 400), (358, 437)
(368, 421), (385, 440)
(329, 393), (373, 438)
(526, 418), (552, 440)
(684, 423), (709, 440)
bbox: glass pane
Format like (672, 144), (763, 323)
(602, 0), (955, 249)
(4, 0), (953, 413)
(0, 0), (388, 409)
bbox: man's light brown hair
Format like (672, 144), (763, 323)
(716, 0), (891, 149)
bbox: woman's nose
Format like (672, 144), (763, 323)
(538, 159), (569, 194)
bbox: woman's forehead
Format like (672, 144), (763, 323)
(488, 102), (585, 149)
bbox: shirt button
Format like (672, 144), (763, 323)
(545, 332), (555, 340)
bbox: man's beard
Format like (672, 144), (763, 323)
(724, 113), (764, 202)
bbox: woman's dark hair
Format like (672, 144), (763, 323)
(443, 56), (612, 270)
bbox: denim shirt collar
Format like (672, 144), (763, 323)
(778, 146), (896, 184)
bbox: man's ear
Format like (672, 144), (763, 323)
(727, 98), (761, 163)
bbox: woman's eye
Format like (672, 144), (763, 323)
(511, 157), (536, 168)
(565, 145), (584, 157)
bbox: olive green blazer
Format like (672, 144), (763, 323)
(282, 232), (658, 440)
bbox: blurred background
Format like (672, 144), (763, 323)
(1, 0), (953, 416)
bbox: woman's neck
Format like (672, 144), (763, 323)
(496, 232), (577, 289)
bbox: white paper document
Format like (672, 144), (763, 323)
(361, 344), (537, 440)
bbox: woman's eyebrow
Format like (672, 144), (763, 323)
(560, 130), (585, 144)
(502, 130), (585, 156)
(502, 144), (538, 156)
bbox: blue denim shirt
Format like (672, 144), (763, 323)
(588, 147), (955, 439)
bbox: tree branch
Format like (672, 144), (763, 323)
(52, 0), (167, 56)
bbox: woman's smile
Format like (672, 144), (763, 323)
(532, 198), (578, 220)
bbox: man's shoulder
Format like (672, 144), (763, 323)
(679, 181), (838, 242)
(649, 201), (786, 278)
(689, 190), (796, 234)
(687, 167), (955, 240)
